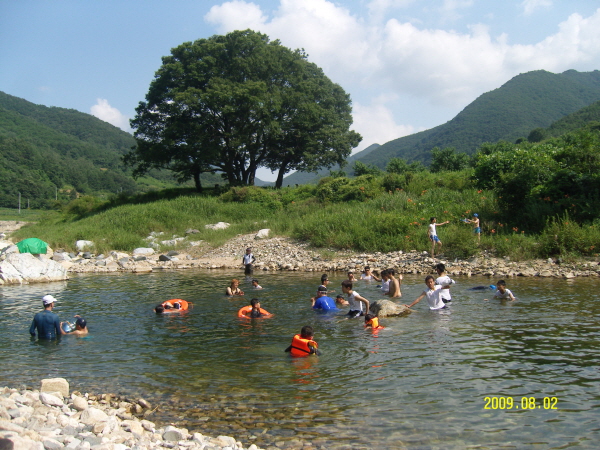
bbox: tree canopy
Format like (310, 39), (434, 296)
(126, 30), (361, 190)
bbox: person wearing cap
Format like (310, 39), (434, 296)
(311, 286), (338, 310)
(465, 213), (481, 242)
(29, 295), (63, 339)
(62, 315), (89, 336)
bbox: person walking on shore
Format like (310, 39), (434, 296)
(428, 217), (449, 258)
(465, 213), (481, 243)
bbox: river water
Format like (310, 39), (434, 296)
(1, 270), (599, 449)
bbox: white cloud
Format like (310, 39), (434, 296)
(204, 1), (600, 145)
(205, 0), (267, 31)
(90, 99), (131, 132)
(352, 99), (416, 153)
(521, 0), (553, 16)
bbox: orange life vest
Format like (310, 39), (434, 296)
(289, 334), (318, 357)
(162, 299), (189, 311)
(365, 317), (384, 329)
(237, 305), (271, 318)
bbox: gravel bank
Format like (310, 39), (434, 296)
(0, 379), (264, 450)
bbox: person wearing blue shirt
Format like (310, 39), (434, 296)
(30, 295), (63, 340)
(311, 286), (338, 310)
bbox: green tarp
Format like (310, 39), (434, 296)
(16, 238), (48, 254)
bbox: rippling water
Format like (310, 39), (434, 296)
(1, 270), (599, 449)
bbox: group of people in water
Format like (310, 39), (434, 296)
(221, 261), (516, 356)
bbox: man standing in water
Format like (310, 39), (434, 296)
(29, 295), (63, 339)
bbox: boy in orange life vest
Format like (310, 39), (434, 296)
(285, 325), (320, 356)
(364, 313), (384, 330)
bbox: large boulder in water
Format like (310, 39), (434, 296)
(369, 299), (411, 317)
(0, 253), (68, 285)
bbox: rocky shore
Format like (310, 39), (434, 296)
(2, 222), (600, 285)
(0, 378), (263, 450)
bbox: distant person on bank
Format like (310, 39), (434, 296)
(243, 247), (256, 275)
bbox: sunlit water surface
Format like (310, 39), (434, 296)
(1, 270), (599, 449)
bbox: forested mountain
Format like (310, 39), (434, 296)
(0, 91), (223, 209)
(542, 99), (600, 138)
(356, 69), (600, 169)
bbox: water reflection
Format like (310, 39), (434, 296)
(1, 270), (599, 449)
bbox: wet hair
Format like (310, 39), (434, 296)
(364, 313), (375, 323)
(380, 269), (389, 277)
(341, 280), (353, 290)
(425, 275), (435, 283)
(364, 266), (370, 271)
(154, 305), (165, 314)
(430, 217), (436, 222)
(321, 274), (328, 282)
(75, 317), (87, 328)
(250, 298), (260, 307)
(252, 279), (259, 284)
(300, 325), (314, 339)
(497, 280), (507, 287)
(387, 268), (396, 276)
(435, 263), (446, 272)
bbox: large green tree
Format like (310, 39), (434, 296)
(126, 30), (361, 190)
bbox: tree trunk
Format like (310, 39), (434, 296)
(275, 162), (288, 189)
(193, 170), (203, 193)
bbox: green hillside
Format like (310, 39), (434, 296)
(358, 69), (600, 168)
(543, 99), (600, 138)
(0, 91), (223, 209)
(281, 143), (381, 185)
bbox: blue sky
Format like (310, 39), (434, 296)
(1, 0), (599, 181)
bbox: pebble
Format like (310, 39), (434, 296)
(0, 380), (263, 450)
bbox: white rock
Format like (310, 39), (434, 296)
(162, 426), (184, 442)
(0, 253), (68, 285)
(204, 222), (230, 230)
(254, 229), (270, 240)
(79, 408), (108, 425)
(39, 393), (63, 407)
(75, 241), (94, 251)
(43, 438), (65, 450)
(132, 248), (154, 256)
(41, 378), (69, 398)
(71, 396), (88, 411)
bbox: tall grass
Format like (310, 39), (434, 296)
(10, 171), (600, 260)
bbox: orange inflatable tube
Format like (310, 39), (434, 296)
(162, 299), (190, 311)
(237, 305), (271, 318)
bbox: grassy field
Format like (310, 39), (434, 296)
(8, 172), (600, 261)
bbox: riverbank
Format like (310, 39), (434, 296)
(2, 225), (600, 284)
(0, 379), (263, 450)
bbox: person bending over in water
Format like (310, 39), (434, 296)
(285, 325), (320, 356)
(226, 279), (244, 296)
(485, 280), (516, 301)
(238, 298), (272, 318)
(341, 280), (370, 318)
(405, 275), (452, 311)
(62, 316), (88, 336)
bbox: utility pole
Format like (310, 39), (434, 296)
(18, 192), (21, 214)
